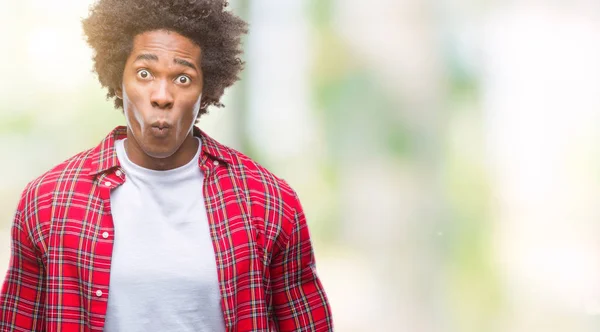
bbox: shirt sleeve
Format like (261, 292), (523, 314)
(0, 199), (46, 331)
(270, 196), (333, 331)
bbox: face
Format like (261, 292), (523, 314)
(116, 29), (203, 169)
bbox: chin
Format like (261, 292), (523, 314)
(142, 145), (177, 159)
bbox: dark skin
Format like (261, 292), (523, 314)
(115, 29), (203, 171)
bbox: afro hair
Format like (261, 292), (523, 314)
(82, 0), (248, 117)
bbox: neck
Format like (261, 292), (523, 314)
(124, 131), (199, 171)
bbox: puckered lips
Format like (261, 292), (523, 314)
(150, 120), (171, 138)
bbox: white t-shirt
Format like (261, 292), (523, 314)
(103, 138), (225, 332)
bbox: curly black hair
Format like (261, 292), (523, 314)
(82, 0), (248, 117)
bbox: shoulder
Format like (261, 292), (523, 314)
(200, 131), (304, 242)
(199, 130), (301, 213)
(18, 126), (125, 212)
(218, 145), (305, 253)
(17, 148), (96, 219)
(223, 145), (300, 211)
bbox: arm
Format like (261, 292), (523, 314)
(270, 197), (333, 331)
(0, 201), (46, 331)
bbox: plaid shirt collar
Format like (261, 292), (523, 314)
(87, 125), (234, 176)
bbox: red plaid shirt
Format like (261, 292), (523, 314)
(0, 126), (332, 331)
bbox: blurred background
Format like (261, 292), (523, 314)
(1, 0), (600, 331)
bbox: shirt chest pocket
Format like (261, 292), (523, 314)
(48, 217), (105, 268)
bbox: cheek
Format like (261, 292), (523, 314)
(122, 88), (145, 128)
(191, 94), (202, 118)
(178, 94), (202, 124)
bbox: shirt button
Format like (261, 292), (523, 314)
(213, 160), (219, 166)
(102, 232), (109, 239)
(96, 290), (103, 297)
(115, 170), (122, 177)
(104, 181), (111, 187)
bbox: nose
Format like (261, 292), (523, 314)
(150, 80), (174, 109)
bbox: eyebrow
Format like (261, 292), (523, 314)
(135, 53), (158, 62)
(134, 53), (197, 71)
(174, 58), (197, 71)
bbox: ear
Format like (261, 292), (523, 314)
(115, 87), (123, 100)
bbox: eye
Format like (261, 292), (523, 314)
(176, 75), (191, 85)
(137, 69), (152, 80)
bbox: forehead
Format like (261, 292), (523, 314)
(131, 30), (201, 62)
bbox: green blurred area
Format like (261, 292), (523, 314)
(0, 1), (500, 331)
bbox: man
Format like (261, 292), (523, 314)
(0, 0), (333, 331)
